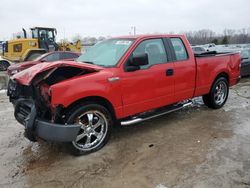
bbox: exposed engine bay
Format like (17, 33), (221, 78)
(8, 66), (96, 124)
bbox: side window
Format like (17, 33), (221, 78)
(133, 39), (167, 69)
(13, 44), (22, 52)
(62, 53), (79, 59)
(43, 53), (60, 62)
(170, 38), (188, 61)
(3, 42), (8, 53)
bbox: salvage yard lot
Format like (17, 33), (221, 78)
(0, 78), (250, 188)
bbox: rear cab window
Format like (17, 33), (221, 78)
(170, 38), (188, 61)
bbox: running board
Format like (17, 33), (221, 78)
(121, 101), (193, 126)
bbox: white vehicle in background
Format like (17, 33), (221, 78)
(203, 43), (217, 52)
(0, 41), (12, 71)
(243, 44), (250, 49)
(191, 46), (207, 54)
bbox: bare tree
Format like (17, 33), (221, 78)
(184, 28), (250, 45)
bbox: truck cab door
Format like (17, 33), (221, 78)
(120, 38), (174, 117)
(167, 37), (196, 102)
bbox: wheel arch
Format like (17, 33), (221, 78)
(64, 96), (117, 120)
(210, 72), (229, 91)
(215, 72), (229, 82)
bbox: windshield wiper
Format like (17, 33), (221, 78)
(78, 61), (109, 67)
(82, 61), (94, 64)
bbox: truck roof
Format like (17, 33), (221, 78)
(30, 27), (56, 30)
(113, 34), (185, 40)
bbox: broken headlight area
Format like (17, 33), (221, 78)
(7, 79), (33, 101)
(8, 66), (95, 123)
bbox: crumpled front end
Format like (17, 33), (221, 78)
(7, 63), (99, 142)
(7, 78), (81, 142)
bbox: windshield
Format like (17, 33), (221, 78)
(76, 39), (134, 67)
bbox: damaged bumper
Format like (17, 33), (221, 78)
(14, 99), (81, 142)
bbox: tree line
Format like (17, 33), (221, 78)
(71, 28), (250, 45)
(182, 28), (250, 45)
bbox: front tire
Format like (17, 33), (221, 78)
(202, 77), (229, 109)
(66, 103), (113, 155)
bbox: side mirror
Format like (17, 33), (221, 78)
(131, 53), (149, 66)
(125, 53), (149, 72)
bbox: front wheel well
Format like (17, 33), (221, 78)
(63, 96), (116, 120)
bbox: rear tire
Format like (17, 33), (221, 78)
(202, 77), (229, 109)
(65, 102), (113, 155)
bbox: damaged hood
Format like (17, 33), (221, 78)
(12, 61), (103, 85)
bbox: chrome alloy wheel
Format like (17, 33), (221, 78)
(214, 81), (228, 105)
(72, 110), (108, 151)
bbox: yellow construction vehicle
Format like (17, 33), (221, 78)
(2, 27), (81, 62)
(58, 40), (81, 52)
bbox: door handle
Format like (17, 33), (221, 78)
(166, 69), (174, 76)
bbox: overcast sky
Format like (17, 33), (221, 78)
(0, 0), (249, 40)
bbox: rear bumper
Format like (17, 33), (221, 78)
(14, 99), (81, 142)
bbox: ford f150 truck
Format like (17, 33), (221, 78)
(7, 35), (241, 155)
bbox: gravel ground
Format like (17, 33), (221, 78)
(0, 78), (250, 188)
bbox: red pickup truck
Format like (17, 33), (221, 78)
(7, 35), (241, 155)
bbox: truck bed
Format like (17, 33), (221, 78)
(194, 51), (239, 57)
(194, 51), (240, 97)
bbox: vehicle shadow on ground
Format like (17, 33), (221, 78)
(9, 77), (249, 187)
(17, 77), (250, 162)
(22, 102), (209, 159)
(19, 96), (239, 187)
